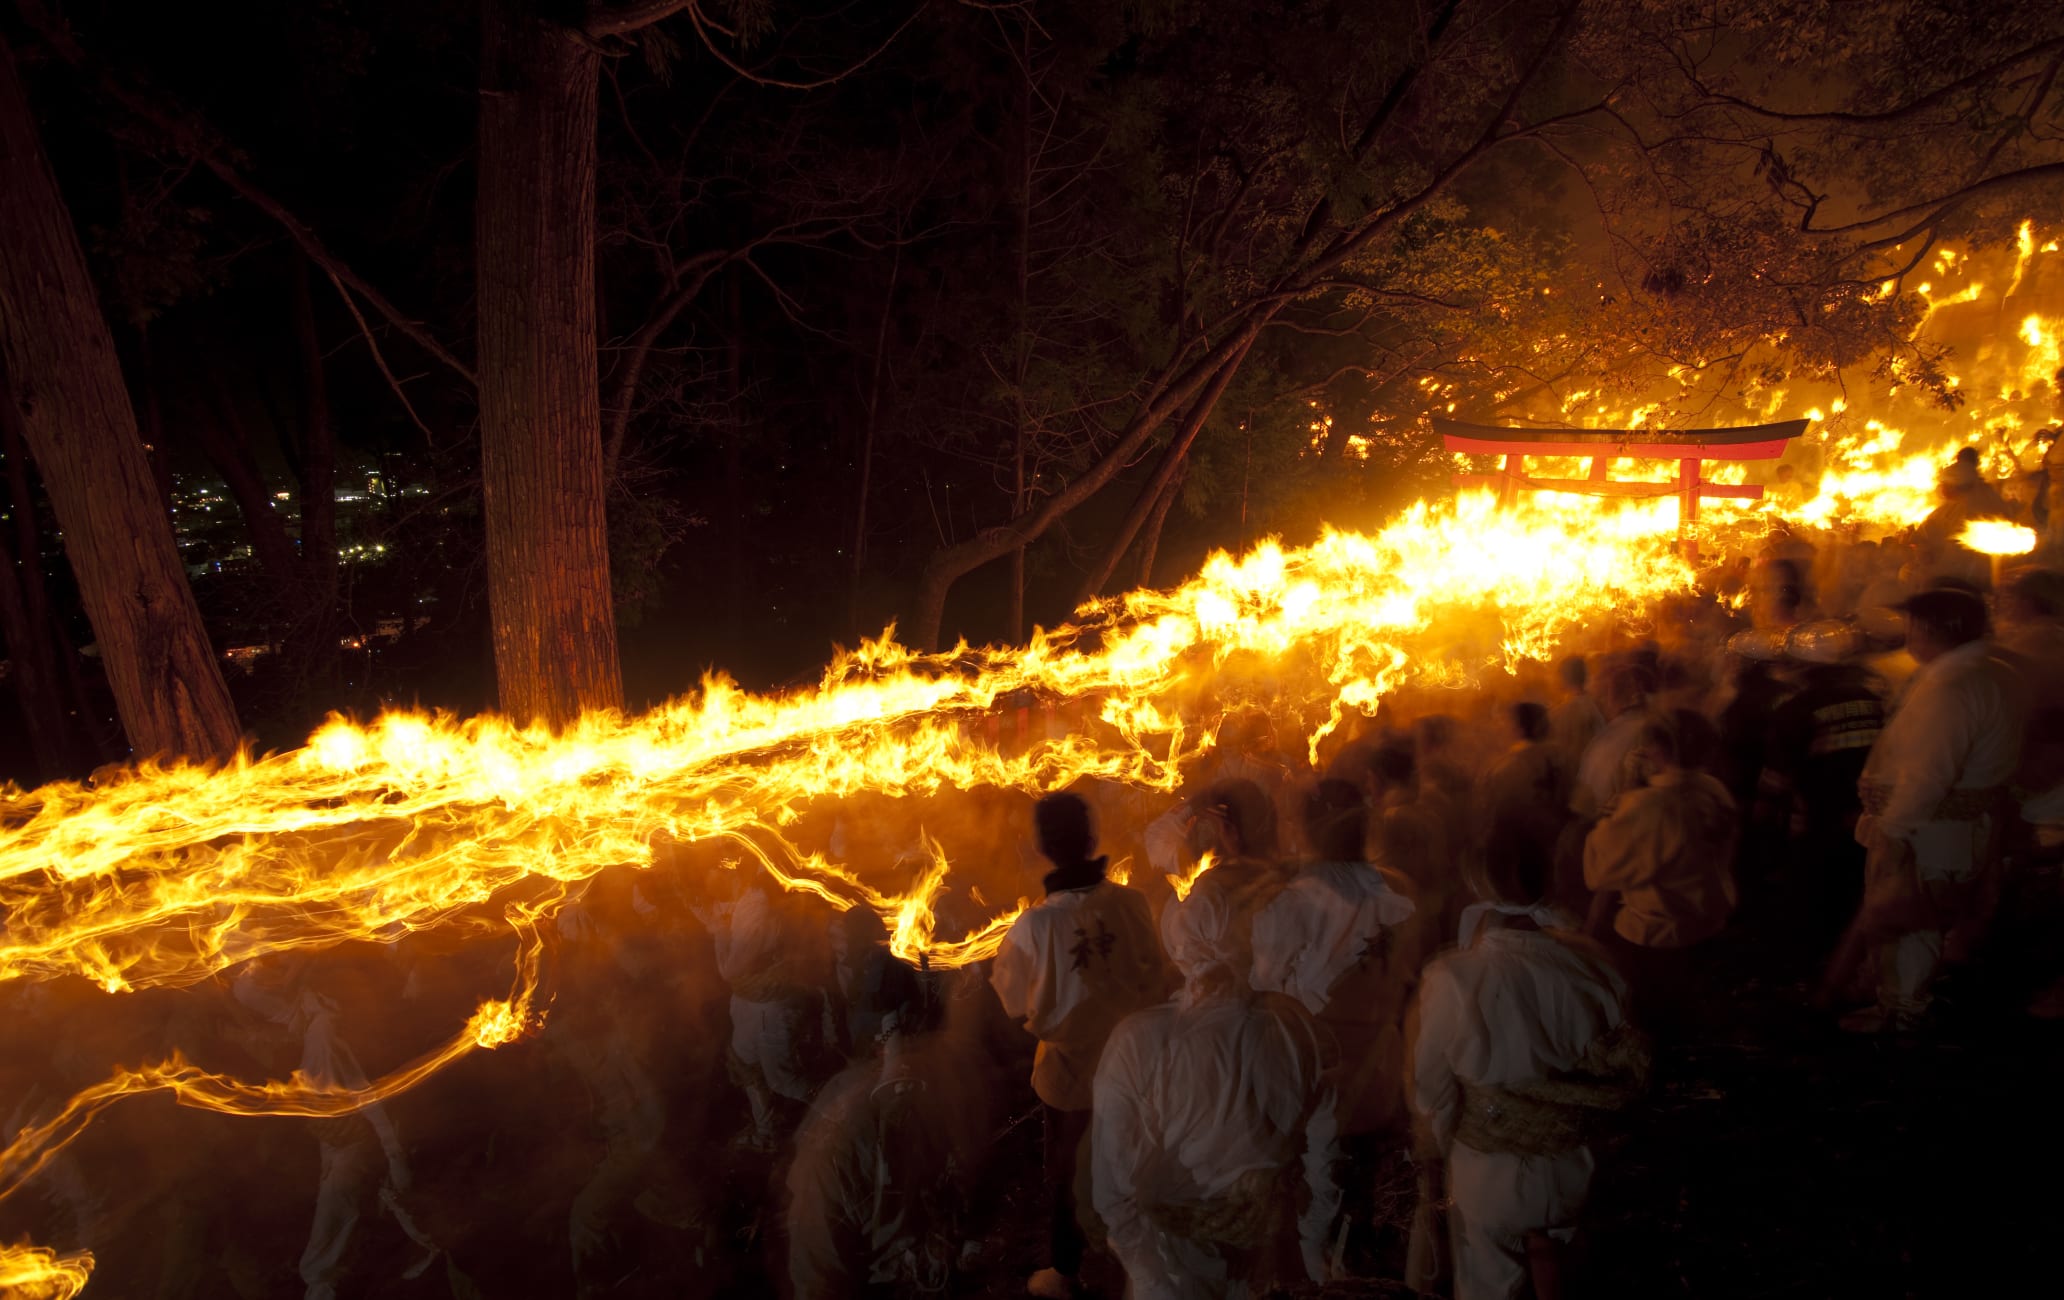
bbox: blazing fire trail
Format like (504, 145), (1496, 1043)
(0, 229), (2058, 1291)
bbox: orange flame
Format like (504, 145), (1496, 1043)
(2, 220), (2062, 1288)
(0, 1244), (93, 1299)
(1959, 519), (2037, 556)
(1166, 850), (1217, 903)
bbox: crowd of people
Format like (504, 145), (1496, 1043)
(732, 444), (2061, 1298)
(10, 427), (2064, 1300)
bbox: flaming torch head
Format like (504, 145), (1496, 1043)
(1959, 518), (2038, 556)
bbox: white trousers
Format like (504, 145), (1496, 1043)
(1447, 1143), (1595, 1300)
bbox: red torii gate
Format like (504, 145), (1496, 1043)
(1433, 417), (1809, 559)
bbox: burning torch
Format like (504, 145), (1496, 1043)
(1959, 518), (2039, 587)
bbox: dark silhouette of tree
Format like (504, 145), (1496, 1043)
(0, 34), (239, 761)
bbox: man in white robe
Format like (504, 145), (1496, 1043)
(1251, 778), (1417, 1135)
(993, 793), (1168, 1299)
(1409, 828), (1642, 1300)
(1825, 587), (2026, 1030)
(1092, 882), (1340, 1300)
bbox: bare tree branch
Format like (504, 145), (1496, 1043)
(586, 0), (695, 38)
(320, 267), (441, 443)
(16, 0), (476, 387)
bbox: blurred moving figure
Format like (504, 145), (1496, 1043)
(1582, 718), (1740, 1025)
(1409, 828), (1646, 1300)
(1092, 881), (1340, 1300)
(1332, 739), (1455, 947)
(1996, 568), (2064, 810)
(1162, 777), (1292, 955)
(1755, 626), (1885, 954)
(553, 874), (710, 1296)
(1823, 587), (2027, 1031)
(1252, 780), (1417, 1267)
(230, 957), (433, 1300)
(992, 793), (1167, 1299)
(827, 907), (921, 1062)
(1548, 657), (1605, 783)
(1481, 702), (1569, 852)
(786, 990), (967, 1300)
(1569, 661), (1658, 821)
(697, 861), (834, 1151)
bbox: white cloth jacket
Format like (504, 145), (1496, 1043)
(1856, 638), (2025, 877)
(1091, 994), (1340, 1299)
(991, 879), (1167, 1110)
(1250, 862), (1416, 1015)
(1410, 927), (1630, 1300)
(1410, 927), (1629, 1154)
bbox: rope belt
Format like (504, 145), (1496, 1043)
(1858, 782), (2003, 821)
(1452, 1024), (1653, 1158)
(1145, 1165), (1296, 1250)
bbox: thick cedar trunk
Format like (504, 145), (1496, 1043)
(1008, 22), (1032, 644)
(476, 1), (622, 727)
(279, 249), (342, 686)
(722, 276), (745, 648)
(0, 37), (240, 762)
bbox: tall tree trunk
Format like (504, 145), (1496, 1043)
(722, 274), (746, 651)
(476, 0), (621, 727)
(281, 250), (341, 689)
(1135, 460), (1184, 590)
(0, 36), (240, 762)
(849, 242), (899, 635)
(134, 323), (176, 517)
(1007, 19), (1033, 645)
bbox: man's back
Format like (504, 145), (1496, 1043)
(1861, 639), (2026, 844)
(993, 879), (1166, 1108)
(1251, 861), (1415, 1016)
(1098, 994), (1328, 1201)
(1583, 769), (1739, 949)
(1763, 666), (1883, 829)
(1092, 990), (1337, 1294)
(1411, 928), (1629, 1150)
